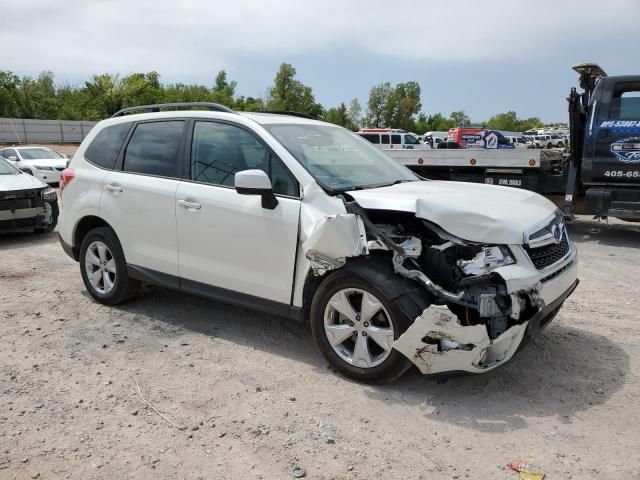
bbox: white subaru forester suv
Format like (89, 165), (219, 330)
(58, 103), (578, 383)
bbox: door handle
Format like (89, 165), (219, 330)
(106, 184), (122, 193)
(178, 199), (201, 210)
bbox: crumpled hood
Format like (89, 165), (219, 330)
(347, 180), (557, 244)
(0, 172), (47, 191)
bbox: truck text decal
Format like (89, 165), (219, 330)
(600, 120), (640, 128)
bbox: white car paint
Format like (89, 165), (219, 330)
(59, 109), (578, 377)
(0, 146), (67, 184)
(0, 169), (48, 190)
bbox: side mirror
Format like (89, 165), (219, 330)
(234, 169), (278, 210)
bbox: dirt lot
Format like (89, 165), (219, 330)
(1, 217), (639, 480)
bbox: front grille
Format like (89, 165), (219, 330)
(525, 232), (570, 270)
(0, 188), (42, 200)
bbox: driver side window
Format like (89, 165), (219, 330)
(191, 121), (299, 197)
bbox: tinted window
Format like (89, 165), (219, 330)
(391, 135), (401, 144)
(123, 121), (184, 177)
(404, 134), (419, 145)
(361, 134), (379, 144)
(85, 123), (131, 169)
(381, 134), (390, 145)
(191, 121), (298, 196)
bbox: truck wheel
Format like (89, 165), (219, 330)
(547, 143), (553, 149)
(557, 141), (564, 148)
(79, 227), (139, 305)
(310, 259), (431, 383)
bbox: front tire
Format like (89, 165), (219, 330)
(79, 227), (139, 305)
(310, 260), (431, 383)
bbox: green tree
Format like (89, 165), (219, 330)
(14, 71), (60, 119)
(163, 83), (213, 103)
(365, 82), (391, 127)
(121, 71), (163, 107)
(382, 81), (422, 130)
(234, 95), (264, 112)
(324, 102), (355, 130)
(450, 110), (471, 127)
(347, 98), (362, 130)
(0, 71), (19, 117)
(212, 70), (236, 107)
(266, 63), (323, 118)
(84, 74), (126, 117)
(486, 111), (543, 131)
(424, 113), (455, 132)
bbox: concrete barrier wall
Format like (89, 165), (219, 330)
(0, 118), (98, 144)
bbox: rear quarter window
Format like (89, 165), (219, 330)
(85, 123), (132, 169)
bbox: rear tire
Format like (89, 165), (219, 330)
(79, 227), (139, 305)
(310, 259), (431, 383)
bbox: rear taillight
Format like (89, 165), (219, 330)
(60, 168), (75, 197)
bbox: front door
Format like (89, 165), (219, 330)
(176, 120), (301, 304)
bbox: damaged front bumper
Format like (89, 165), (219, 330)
(0, 188), (55, 233)
(393, 275), (579, 375)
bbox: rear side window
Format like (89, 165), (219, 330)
(361, 134), (379, 144)
(123, 121), (184, 178)
(391, 135), (401, 144)
(381, 134), (390, 145)
(85, 123), (131, 170)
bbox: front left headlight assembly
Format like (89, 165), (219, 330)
(457, 246), (515, 276)
(40, 187), (57, 201)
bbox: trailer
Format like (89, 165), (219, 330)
(384, 64), (640, 222)
(386, 146), (566, 194)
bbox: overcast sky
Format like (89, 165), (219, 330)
(3, 0), (640, 122)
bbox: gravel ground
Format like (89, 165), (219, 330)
(1, 216), (639, 480)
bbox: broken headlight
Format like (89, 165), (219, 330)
(457, 246), (514, 276)
(40, 187), (57, 201)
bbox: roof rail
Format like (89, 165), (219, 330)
(257, 111), (316, 120)
(111, 102), (235, 118)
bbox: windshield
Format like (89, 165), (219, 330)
(19, 148), (63, 160)
(0, 157), (19, 175)
(263, 124), (418, 191)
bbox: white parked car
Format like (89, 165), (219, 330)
(506, 136), (529, 149)
(0, 146), (68, 184)
(58, 103), (578, 383)
(0, 156), (58, 233)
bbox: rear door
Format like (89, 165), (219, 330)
(100, 120), (186, 277)
(176, 120), (301, 304)
(587, 80), (640, 184)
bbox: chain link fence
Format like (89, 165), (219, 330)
(0, 118), (97, 144)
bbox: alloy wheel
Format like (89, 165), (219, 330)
(84, 241), (116, 295)
(323, 288), (395, 368)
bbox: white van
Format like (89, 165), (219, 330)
(357, 128), (431, 149)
